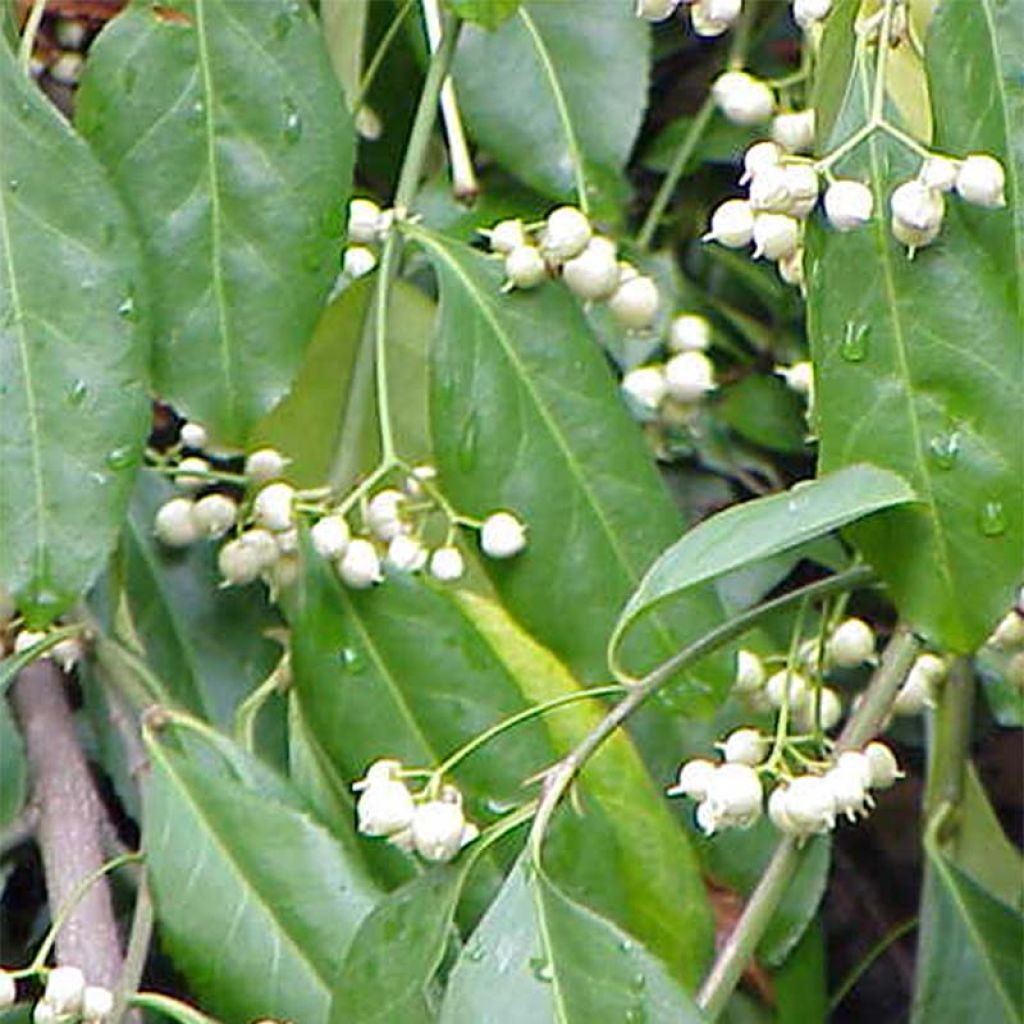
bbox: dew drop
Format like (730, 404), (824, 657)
(187, 98), (205, 124)
(89, 471), (108, 487)
(625, 1006), (646, 1024)
(282, 98), (302, 144)
(7, 178), (19, 192)
(340, 646), (365, 671)
(839, 321), (870, 362)
(67, 379), (89, 406)
(629, 973), (646, 993)
(122, 66), (137, 94)
(457, 416), (479, 472)
(29, 587), (61, 615)
(117, 293), (137, 321)
(106, 446), (137, 470)
(529, 957), (553, 983)
(928, 430), (960, 470)
(465, 943), (485, 963)
(978, 500), (1007, 537)
(618, 939), (634, 953)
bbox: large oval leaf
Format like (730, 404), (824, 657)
(806, 0), (1024, 651)
(0, 42), (150, 623)
(452, 3), (648, 212)
(413, 227), (726, 691)
(76, 0), (353, 444)
(612, 465), (915, 663)
(143, 723), (379, 1024)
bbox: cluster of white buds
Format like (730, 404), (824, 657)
(9, 627), (85, 674)
(484, 207), (662, 332)
(27, 966), (113, 1024)
(353, 760), (478, 863)
(342, 197), (395, 280)
(735, 647), (846, 732)
(620, 312), (717, 420)
(712, 71), (776, 126)
(636, 0), (833, 35)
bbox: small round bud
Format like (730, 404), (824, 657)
(34, 1001), (58, 1024)
(253, 482), (295, 533)
(411, 799), (468, 862)
(825, 760), (872, 822)
(702, 0), (742, 21)
(51, 636), (84, 673)
(892, 653), (946, 715)
(824, 179), (874, 231)
(705, 763), (763, 829)
(192, 493), (238, 539)
(836, 750), (873, 789)
(782, 164), (820, 218)
(864, 741), (903, 789)
(667, 758), (718, 800)
(781, 774), (836, 836)
(45, 966), (86, 1015)
(689, 3), (729, 37)
(635, 0), (679, 22)
(14, 629), (47, 655)
(775, 360), (814, 397)
(890, 217), (941, 252)
(772, 109), (816, 153)
(311, 514), (351, 559)
(740, 141), (782, 185)
(749, 164), (794, 214)
(778, 248), (804, 287)
(794, 686), (844, 731)
(274, 527), (299, 556)
(720, 728), (768, 766)
(54, 18), (87, 50)
(385, 534), (428, 573)
(366, 489), (406, 542)
(826, 617), (875, 668)
(891, 180), (945, 232)
(338, 538), (383, 589)
(353, 758), (403, 789)
(179, 421), (207, 449)
(705, 198), (755, 248)
(765, 669), (811, 711)
(918, 155), (959, 193)
(664, 350), (716, 403)
(0, 970), (16, 1008)
(486, 218), (528, 254)
(81, 984), (114, 1022)
(218, 529), (279, 585)
(792, 0), (832, 29)
(429, 546), (465, 582)
(245, 447), (287, 483)
(504, 246), (547, 290)
(990, 610), (1024, 650)
(356, 779), (415, 837)
(343, 245), (378, 279)
(154, 497), (199, 548)
(540, 206), (592, 263)
(768, 784), (797, 833)
(955, 153), (1006, 208)
(735, 649), (766, 693)
(712, 71), (776, 126)
(480, 512), (528, 559)
(348, 198), (382, 244)
(621, 365), (667, 414)
(404, 463), (438, 498)
(562, 237), (620, 301)
(608, 275), (660, 330)
(669, 313), (711, 353)
(49, 52), (84, 86)
(752, 213), (800, 260)
(174, 456), (209, 492)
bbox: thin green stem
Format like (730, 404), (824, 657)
(17, 0), (47, 74)
(111, 876), (155, 1024)
(923, 656), (974, 825)
(350, 0), (416, 116)
(829, 917), (918, 1013)
(233, 659), (289, 752)
(129, 992), (221, 1024)
(877, 119), (931, 160)
(870, 0), (897, 122)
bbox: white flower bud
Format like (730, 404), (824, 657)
(192, 493), (238, 539)
(343, 245), (378, 279)
(666, 758), (718, 800)
(735, 649), (766, 692)
(720, 728), (767, 766)
(485, 218), (527, 254)
(174, 456), (209, 492)
(311, 514), (351, 559)
(179, 421), (207, 449)
(356, 779), (415, 837)
(892, 653), (946, 715)
(765, 669), (811, 711)
(778, 248), (804, 287)
(51, 636), (84, 673)
(34, 1001), (57, 1024)
(264, 553), (299, 595)
(780, 774), (836, 835)
(705, 198), (755, 248)
(792, 0), (832, 28)
(81, 984), (114, 1022)
(753, 213), (800, 260)
(824, 179), (874, 231)
(918, 155), (959, 192)
(14, 629), (46, 655)
(740, 141), (783, 185)
(794, 686), (844, 731)
(669, 313), (711, 353)
(562, 237), (620, 301)
(864, 741), (903, 789)
(253, 482), (295, 532)
(768, 784), (797, 833)
(429, 546), (465, 582)
(664, 350), (716, 403)
(540, 206), (592, 263)
(50, 52), (84, 86)
(353, 758), (403, 789)
(689, 4), (729, 36)
(775, 360), (814, 397)
(826, 617), (875, 668)
(338, 538), (383, 589)
(154, 497), (199, 548)
(274, 527), (299, 556)
(386, 534), (428, 573)
(404, 463), (437, 498)
(772, 109), (816, 153)
(712, 71), (775, 126)
(955, 153), (1006, 208)
(694, 799), (720, 834)
(366, 489), (406, 542)
(44, 966), (85, 1015)
(412, 799), (468, 862)
(705, 762), (763, 829)
(55, 18), (87, 50)
(0, 970), (16, 1009)
(891, 180), (945, 232)
(783, 164), (821, 218)
(504, 245), (547, 290)
(348, 198), (383, 244)
(621, 365), (668, 414)
(635, 0), (680, 22)
(244, 447), (287, 483)
(749, 164), (793, 214)
(825, 759), (873, 821)
(480, 512), (527, 559)
(890, 216), (941, 253)
(218, 529), (279, 585)
(608, 275), (660, 330)
(990, 611), (1024, 650)
(701, 0), (742, 24)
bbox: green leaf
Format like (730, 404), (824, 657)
(143, 722), (379, 1024)
(806, 3), (1024, 651)
(0, 696), (25, 829)
(440, 861), (705, 1024)
(446, 0), (521, 30)
(718, 374), (810, 456)
(452, 3), (648, 210)
(414, 227), (726, 692)
(612, 465), (916, 666)
(118, 471), (280, 728)
(76, 0), (352, 444)
(774, 919), (828, 1024)
(0, 41), (150, 624)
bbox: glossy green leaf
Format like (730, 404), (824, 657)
(0, 696), (25, 829)
(806, 0), (1024, 651)
(414, 227), (726, 691)
(774, 919), (828, 1024)
(453, 3), (648, 208)
(118, 471), (280, 728)
(440, 860), (705, 1024)
(612, 465), (915, 664)
(0, 41), (150, 624)
(446, 0), (521, 30)
(76, 0), (352, 444)
(143, 722), (379, 1024)
(718, 374), (810, 456)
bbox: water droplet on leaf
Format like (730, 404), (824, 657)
(928, 430), (960, 470)
(122, 66), (137, 93)
(117, 293), (137, 320)
(340, 646), (365, 671)
(529, 957), (553, 983)
(106, 446), (137, 470)
(839, 321), (870, 362)
(282, 98), (302, 144)
(68, 379), (88, 406)
(978, 500), (1007, 537)
(457, 416), (478, 471)
(629, 973), (646, 993)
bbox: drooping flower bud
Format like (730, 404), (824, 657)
(824, 179), (874, 231)
(480, 512), (528, 559)
(705, 199), (756, 249)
